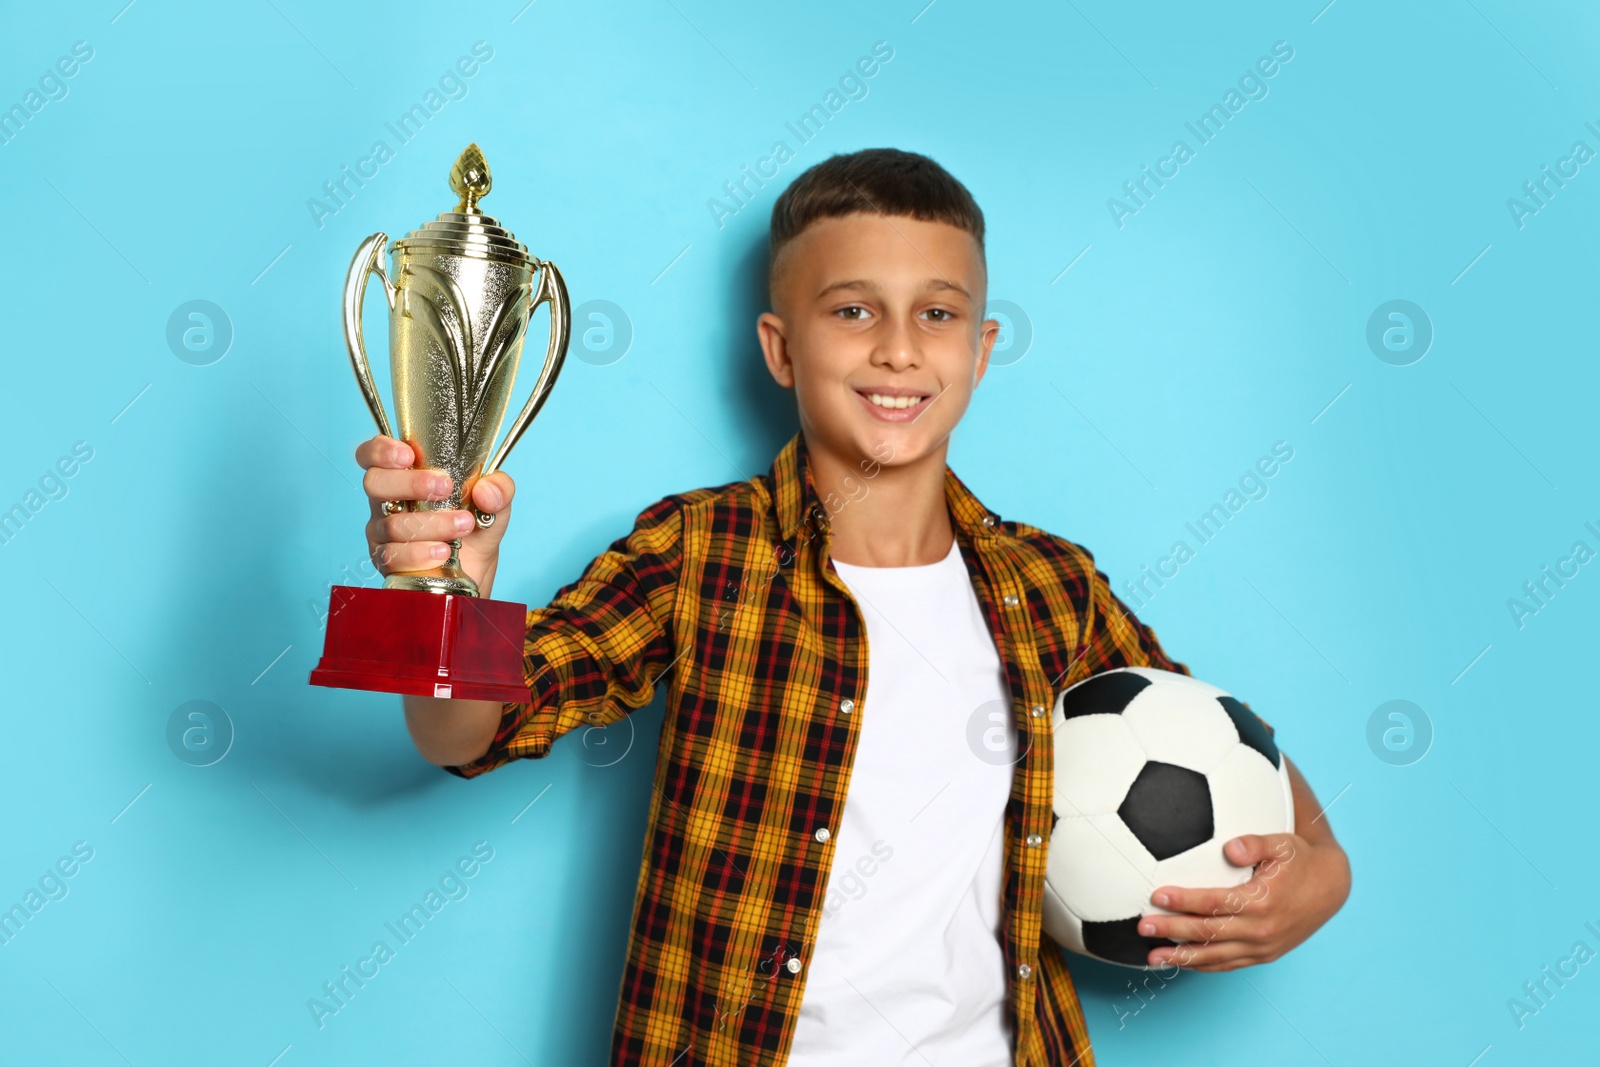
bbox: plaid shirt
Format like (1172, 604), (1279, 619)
(445, 432), (1188, 1066)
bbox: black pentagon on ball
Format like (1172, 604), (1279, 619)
(1058, 670), (1151, 721)
(1217, 696), (1281, 768)
(1117, 761), (1213, 861)
(1081, 917), (1176, 968)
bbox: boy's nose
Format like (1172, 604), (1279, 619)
(870, 316), (922, 370)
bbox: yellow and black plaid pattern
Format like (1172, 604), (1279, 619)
(446, 432), (1189, 1066)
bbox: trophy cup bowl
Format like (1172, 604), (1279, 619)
(310, 144), (570, 702)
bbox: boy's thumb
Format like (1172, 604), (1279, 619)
(1225, 834), (1271, 867)
(472, 472), (515, 515)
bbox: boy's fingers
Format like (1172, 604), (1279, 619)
(1140, 911), (1265, 946)
(1149, 939), (1258, 971)
(354, 435), (414, 471)
(363, 467), (453, 506)
(1151, 884), (1242, 916)
(367, 509), (475, 545)
(372, 539), (453, 574)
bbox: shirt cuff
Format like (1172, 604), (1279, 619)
(441, 657), (559, 778)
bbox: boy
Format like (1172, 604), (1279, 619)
(355, 149), (1351, 1066)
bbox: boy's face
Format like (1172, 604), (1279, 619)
(758, 212), (999, 473)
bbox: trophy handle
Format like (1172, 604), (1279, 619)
(473, 259), (570, 528)
(342, 232), (399, 440)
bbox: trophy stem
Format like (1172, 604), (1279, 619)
(385, 572), (481, 597)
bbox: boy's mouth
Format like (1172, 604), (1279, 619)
(853, 386), (934, 422)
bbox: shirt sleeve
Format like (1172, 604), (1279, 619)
(1078, 555), (1273, 735)
(442, 495), (687, 779)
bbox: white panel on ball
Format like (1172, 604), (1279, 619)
(1209, 743), (1295, 844)
(1051, 711), (1146, 817)
(1122, 686), (1240, 776)
(1047, 814), (1158, 922)
(1149, 835), (1247, 903)
(1042, 880), (1083, 951)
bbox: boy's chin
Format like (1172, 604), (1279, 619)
(803, 409), (956, 470)
(846, 423), (948, 469)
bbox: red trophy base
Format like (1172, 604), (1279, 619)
(309, 586), (530, 702)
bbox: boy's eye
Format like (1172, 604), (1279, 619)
(922, 308), (954, 322)
(836, 306), (870, 320)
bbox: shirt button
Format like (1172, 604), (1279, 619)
(1026, 834), (1043, 847)
(1030, 704), (1045, 718)
(982, 514), (996, 528)
(786, 957), (803, 974)
(1003, 593), (1020, 607)
(814, 827), (831, 843)
(1017, 963), (1033, 979)
(839, 698), (855, 714)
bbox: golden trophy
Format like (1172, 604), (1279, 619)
(311, 144), (570, 701)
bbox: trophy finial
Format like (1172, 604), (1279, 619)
(450, 143), (492, 214)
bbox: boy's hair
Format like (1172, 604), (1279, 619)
(768, 148), (985, 292)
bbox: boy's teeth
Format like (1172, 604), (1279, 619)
(867, 393), (923, 409)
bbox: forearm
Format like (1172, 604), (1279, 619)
(403, 694), (503, 766)
(1287, 756), (1342, 853)
(1286, 754), (1351, 907)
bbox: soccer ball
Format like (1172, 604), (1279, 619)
(1042, 667), (1294, 968)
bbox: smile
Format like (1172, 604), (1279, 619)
(854, 388), (933, 422)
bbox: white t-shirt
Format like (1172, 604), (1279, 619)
(787, 537), (1016, 1067)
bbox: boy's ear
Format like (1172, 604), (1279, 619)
(973, 314), (1001, 388)
(757, 312), (795, 388)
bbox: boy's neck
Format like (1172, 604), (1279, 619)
(806, 435), (955, 568)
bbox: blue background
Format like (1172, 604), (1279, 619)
(1, 1), (1595, 1064)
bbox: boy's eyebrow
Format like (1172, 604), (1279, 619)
(815, 278), (877, 299)
(813, 278), (972, 300)
(926, 278), (972, 299)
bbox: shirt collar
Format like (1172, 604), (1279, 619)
(770, 432), (999, 545)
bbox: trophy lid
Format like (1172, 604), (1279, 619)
(390, 144), (539, 271)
